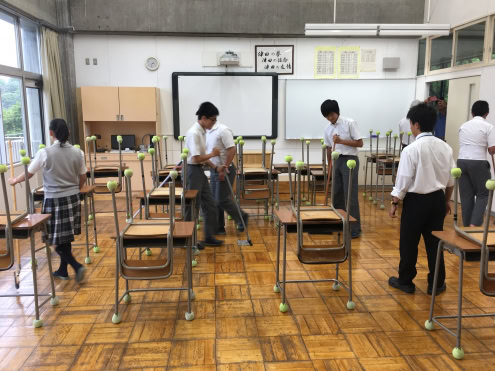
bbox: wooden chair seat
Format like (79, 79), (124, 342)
(298, 245), (346, 264)
(0, 250), (12, 270)
(300, 210), (341, 221)
(150, 187), (184, 197)
(243, 168), (268, 174)
(94, 183), (122, 194)
(122, 259), (171, 278)
(124, 223), (170, 238)
(457, 229), (495, 247)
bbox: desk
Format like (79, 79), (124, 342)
(426, 230), (495, 360)
(273, 207), (357, 312)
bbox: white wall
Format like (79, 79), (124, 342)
(74, 35), (418, 182)
(426, 0), (495, 26)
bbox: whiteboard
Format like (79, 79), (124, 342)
(172, 73), (278, 138)
(285, 79), (416, 139)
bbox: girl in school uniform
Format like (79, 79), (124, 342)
(9, 119), (87, 282)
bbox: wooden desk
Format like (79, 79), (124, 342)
(235, 150), (271, 167)
(426, 230), (495, 360)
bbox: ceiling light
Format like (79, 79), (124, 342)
(304, 23), (450, 37)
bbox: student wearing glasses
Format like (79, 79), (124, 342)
(184, 102), (225, 247)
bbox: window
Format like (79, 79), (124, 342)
(430, 33), (453, 71)
(417, 39), (426, 76)
(0, 11), (19, 68)
(0, 76), (26, 163)
(0, 9), (44, 162)
(20, 18), (41, 74)
(455, 21), (485, 66)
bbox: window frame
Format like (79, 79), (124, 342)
(0, 8), (44, 161)
(452, 18), (487, 68)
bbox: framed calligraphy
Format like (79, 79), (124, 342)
(255, 45), (294, 75)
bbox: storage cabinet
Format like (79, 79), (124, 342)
(81, 86), (158, 123)
(81, 87), (120, 122)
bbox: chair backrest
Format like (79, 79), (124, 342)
(480, 179), (495, 296)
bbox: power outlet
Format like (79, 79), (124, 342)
(85, 58), (90, 65)
(93, 58), (98, 65)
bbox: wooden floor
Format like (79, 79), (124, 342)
(1, 189), (495, 370)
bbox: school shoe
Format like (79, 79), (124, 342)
(351, 232), (361, 239)
(388, 276), (415, 294)
(201, 238), (224, 247)
(427, 283), (446, 295)
(196, 242), (205, 250)
(53, 270), (69, 280)
(76, 266), (86, 283)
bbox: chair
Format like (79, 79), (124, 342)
(0, 158), (58, 328)
(375, 133), (400, 209)
(108, 169), (196, 324)
(86, 135), (127, 195)
(274, 151), (356, 313)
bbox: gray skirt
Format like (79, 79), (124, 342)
(42, 194), (81, 245)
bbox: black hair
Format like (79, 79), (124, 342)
(196, 102), (219, 120)
(320, 100), (340, 117)
(407, 103), (437, 133)
(49, 118), (70, 145)
(472, 100), (489, 117)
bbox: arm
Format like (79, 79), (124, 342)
(333, 137), (363, 148)
(191, 150), (218, 164)
(9, 171), (34, 186)
(488, 146), (495, 156)
(389, 152), (415, 217)
(224, 146), (236, 167)
(79, 173), (87, 189)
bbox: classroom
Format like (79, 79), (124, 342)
(0, 0), (495, 369)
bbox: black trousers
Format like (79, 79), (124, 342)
(55, 242), (82, 275)
(399, 190), (446, 288)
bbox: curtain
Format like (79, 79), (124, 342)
(41, 27), (66, 124)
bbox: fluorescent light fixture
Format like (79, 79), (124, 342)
(304, 23), (450, 37)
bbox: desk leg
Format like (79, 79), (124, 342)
(426, 241), (443, 328)
(91, 194), (99, 253)
(279, 226), (288, 313)
(45, 224), (57, 304)
(30, 231), (42, 328)
(364, 159), (369, 196)
(83, 194), (91, 264)
(380, 166), (385, 209)
(454, 252), (465, 358)
(374, 162), (379, 205)
(185, 236), (194, 321)
(369, 160), (374, 201)
(347, 231), (355, 309)
(274, 221), (281, 293)
(276, 177), (280, 210)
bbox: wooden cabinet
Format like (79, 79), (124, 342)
(81, 87), (120, 121)
(119, 87), (157, 122)
(80, 86), (158, 122)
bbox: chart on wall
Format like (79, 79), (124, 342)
(285, 79), (416, 139)
(172, 72), (278, 139)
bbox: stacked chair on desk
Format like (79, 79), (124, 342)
(86, 135), (127, 195)
(425, 168), (495, 360)
(273, 151), (356, 313)
(0, 157), (58, 328)
(236, 136), (279, 220)
(107, 168), (196, 324)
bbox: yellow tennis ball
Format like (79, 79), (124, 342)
(21, 157), (31, 165)
(451, 168), (462, 178)
(124, 169), (133, 177)
(284, 155), (293, 163)
(347, 159), (356, 169)
(19, 149), (26, 156)
(0, 164), (7, 173)
(148, 148), (155, 155)
(107, 180), (118, 191)
(39, 144), (46, 149)
(137, 153), (146, 161)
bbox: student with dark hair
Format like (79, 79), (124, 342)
(184, 102), (225, 247)
(458, 100), (495, 227)
(389, 103), (455, 295)
(321, 99), (363, 238)
(9, 119), (87, 282)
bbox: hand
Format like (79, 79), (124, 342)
(219, 172), (226, 181)
(445, 202), (451, 216)
(389, 204), (398, 218)
(8, 177), (16, 186)
(333, 134), (341, 144)
(210, 147), (220, 157)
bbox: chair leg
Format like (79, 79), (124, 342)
(280, 226), (288, 313)
(91, 195), (99, 253)
(274, 221), (281, 293)
(453, 253), (465, 359)
(83, 195), (91, 264)
(44, 227), (59, 306)
(30, 231), (43, 328)
(185, 237), (195, 321)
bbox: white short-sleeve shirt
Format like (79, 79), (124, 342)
(398, 117), (416, 145)
(206, 122), (235, 166)
(391, 133), (455, 200)
(323, 116), (363, 156)
(458, 116), (495, 161)
(185, 122), (207, 164)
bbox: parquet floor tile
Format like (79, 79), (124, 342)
(1, 192), (494, 369)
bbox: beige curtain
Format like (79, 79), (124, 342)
(41, 27), (66, 122)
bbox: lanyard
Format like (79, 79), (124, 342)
(417, 133), (433, 140)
